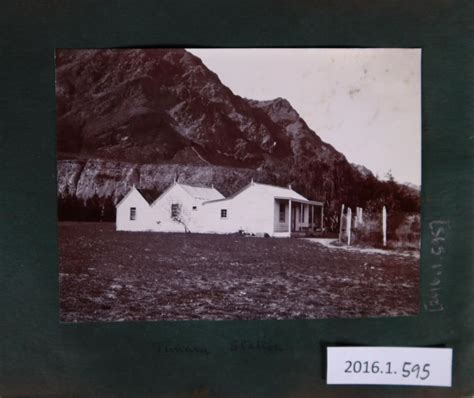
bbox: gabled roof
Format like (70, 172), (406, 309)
(136, 188), (160, 205)
(178, 183), (224, 201)
(115, 186), (160, 207)
(203, 182), (309, 204)
(149, 181), (225, 206)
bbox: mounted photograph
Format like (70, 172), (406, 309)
(56, 48), (421, 322)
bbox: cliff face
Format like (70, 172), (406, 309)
(56, 49), (419, 226)
(58, 159), (274, 201)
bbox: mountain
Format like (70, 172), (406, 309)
(56, 49), (419, 228)
(56, 49), (293, 165)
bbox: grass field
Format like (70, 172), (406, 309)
(59, 222), (419, 322)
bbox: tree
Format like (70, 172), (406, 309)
(171, 202), (192, 233)
(385, 169), (395, 182)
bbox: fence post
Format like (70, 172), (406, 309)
(338, 204), (345, 242)
(321, 205), (324, 231)
(382, 206), (387, 247)
(347, 207), (352, 246)
(355, 207), (363, 227)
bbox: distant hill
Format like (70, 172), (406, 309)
(56, 49), (419, 228)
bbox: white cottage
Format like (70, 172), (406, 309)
(116, 180), (324, 237)
(115, 186), (155, 232)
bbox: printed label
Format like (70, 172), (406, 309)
(327, 347), (452, 387)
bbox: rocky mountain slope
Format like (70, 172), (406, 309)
(56, 49), (419, 227)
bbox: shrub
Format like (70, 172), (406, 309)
(351, 211), (420, 250)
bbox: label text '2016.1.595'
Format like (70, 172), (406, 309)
(344, 360), (430, 380)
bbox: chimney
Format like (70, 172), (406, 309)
(211, 183), (214, 189)
(288, 184), (292, 190)
(251, 177), (254, 184)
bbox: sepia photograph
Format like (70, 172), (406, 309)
(56, 48), (421, 322)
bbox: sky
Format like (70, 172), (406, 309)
(188, 48), (421, 186)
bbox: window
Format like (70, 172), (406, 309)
(279, 203), (285, 222)
(171, 203), (180, 218)
(221, 209), (227, 219)
(300, 204), (305, 222)
(309, 206), (313, 224)
(130, 207), (136, 220)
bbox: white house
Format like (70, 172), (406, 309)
(116, 180), (324, 237)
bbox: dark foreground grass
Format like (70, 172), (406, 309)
(59, 222), (419, 322)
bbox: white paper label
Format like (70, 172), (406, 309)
(327, 347), (452, 387)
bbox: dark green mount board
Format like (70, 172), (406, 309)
(0, 1), (472, 397)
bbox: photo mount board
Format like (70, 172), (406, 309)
(0, 1), (473, 397)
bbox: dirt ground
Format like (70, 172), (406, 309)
(59, 222), (419, 322)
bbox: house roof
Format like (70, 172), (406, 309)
(115, 186), (158, 207)
(203, 182), (310, 204)
(274, 196), (324, 206)
(256, 183), (308, 201)
(178, 183), (224, 201)
(136, 188), (160, 205)
(117, 181), (320, 208)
